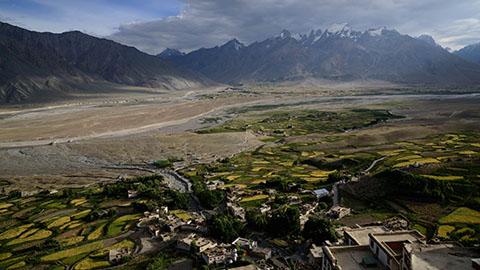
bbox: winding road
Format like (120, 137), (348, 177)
(364, 157), (386, 173)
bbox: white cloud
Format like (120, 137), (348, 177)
(2, 0), (479, 53)
(108, 0), (480, 54)
(433, 18), (480, 50)
(0, 0), (179, 36)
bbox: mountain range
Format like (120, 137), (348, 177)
(0, 22), (210, 104)
(2, 21), (480, 104)
(162, 24), (480, 86)
(455, 43), (480, 65)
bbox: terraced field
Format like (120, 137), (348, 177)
(0, 189), (140, 269)
(185, 118), (480, 245)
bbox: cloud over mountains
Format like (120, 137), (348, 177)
(109, 0), (480, 54)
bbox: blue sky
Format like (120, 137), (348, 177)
(1, 0), (479, 54)
(0, 0), (182, 35)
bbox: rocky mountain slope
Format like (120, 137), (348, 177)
(0, 22), (209, 104)
(455, 43), (480, 65)
(166, 25), (480, 85)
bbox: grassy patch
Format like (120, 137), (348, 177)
(0, 253), (12, 261)
(199, 109), (399, 136)
(70, 198), (88, 206)
(310, 170), (336, 178)
(439, 207), (480, 225)
(0, 203), (13, 209)
(48, 216), (71, 228)
(19, 228), (39, 239)
(437, 225), (455, 238)
(393, 158), (440, 168)
(412, 224), (428, 236)
(170, 210), (192, 222)
(0, 224), (33, 240)
(87, 224), (106, 241)
(270, 239), (288, 247)
(153, 159), (173, 168)
(6, 261), (26, 270)
(41, 241), (104, 261)
(421, 175), (464, 181)
(74, 257), (110, 270)
(240, 194), (269, 203)
(6, 229), (52, 246)
(0, 256), (26, 269)
(60, 236), (85, 247)
(106, 239), (135, 250)
(72, 210), (92, 220)
(459, 150), (477, 155)
(107, 214), (140, 237)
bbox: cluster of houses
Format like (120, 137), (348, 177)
(308, 220), (479, 270)
(225, 185), (323, 228)
(137, 205), (274, 267)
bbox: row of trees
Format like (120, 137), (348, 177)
(187, 170), (225, 210)
(245, 205), (337, 244)
(208, 214), (245, 242)
(377, 169), (472, 201)
(103, 175), (189, 210)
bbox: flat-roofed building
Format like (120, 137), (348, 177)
(402, 242), (479, 270)
(322, 229), (479, 270)
(322, 245), (383, 270)
(308, 244), (324, 266)
(322, 230), (424, 270)
(343, 225), (389, 246)
(368, 230), (425, 270)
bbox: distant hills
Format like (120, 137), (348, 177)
(164, 25), (480, 86)
(455, 43), (480, 65)
(0, 22), (210, 104)
(2, 21), (480, 104)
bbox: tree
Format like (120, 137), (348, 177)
(165, 190), (189, 209)
(208, 214), (244, 242)
(153, 159), (172, 169)
(303, 216), (337, 245)
(267, 206), (300, 236)
(246, 209), (267, 231)
(198, 189), (224, 209)
(147, 254), (170, 270)
(327, 171), (344, 183)
(265, 177), (289, 192)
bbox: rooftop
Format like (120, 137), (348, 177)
(372, 230), (424, 244)
(371, 230), (425, 258)
(309, 244), (323, 258)
(327, 245), (383, 270)
(406, 243), (479, 270)
(313, 188), (330, 197)
(344, 226), (388, 245)
(229, 265), (258, 270)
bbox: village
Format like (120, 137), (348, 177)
(0, 109), (480, 269)
(121, 170), (478, 270)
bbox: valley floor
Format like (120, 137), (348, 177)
(0, 85), (479, 190)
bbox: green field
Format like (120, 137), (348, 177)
(0, 181), (149, 269)
(41, 241), (104, 261)
(107, 214), (140, 237)
(439, 207), (480, 225)
(198, 109), (400, 137)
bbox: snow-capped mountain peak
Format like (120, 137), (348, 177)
(279, 29), (292, 39)
(366, 27), (386, 37)
(222, 38), (245, 50)
(325, 23), (350, 34)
